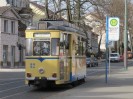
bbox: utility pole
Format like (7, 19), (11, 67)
(124, 0), (127, 70)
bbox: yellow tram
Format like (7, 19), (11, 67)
(25, 19), (87, 87)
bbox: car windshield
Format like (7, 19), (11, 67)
(94, 58), (97, 60)
(86, 58), (90, 61)
(110, 54), (118, 57)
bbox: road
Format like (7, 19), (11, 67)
(0, 59), (133, 99)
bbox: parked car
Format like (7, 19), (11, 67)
(110, 53), (120, 62)
(93, 57), (98, 66)
(86, 57), (93, 67)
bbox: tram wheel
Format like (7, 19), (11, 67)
(71, 81), (78, 87)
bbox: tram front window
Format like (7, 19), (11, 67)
(33, 41), (50, 56)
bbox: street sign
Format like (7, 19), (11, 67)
(108, 17), (120, 41)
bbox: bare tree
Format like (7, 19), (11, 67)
(44, 0), (49, 19)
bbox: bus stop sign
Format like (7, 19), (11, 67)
(108, 17), (120, 41)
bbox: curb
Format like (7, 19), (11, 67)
(0, 69), (25, 72)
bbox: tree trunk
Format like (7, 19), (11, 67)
(76, 0), (81, 26)
(57, 0), (62, 18)
(98, 34), (102, 55)
(44, 0), (49, 19)
(66, 0), (71, 22)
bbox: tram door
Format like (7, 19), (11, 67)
(64, 34), (71, 81)
(60, 33), (71, 81)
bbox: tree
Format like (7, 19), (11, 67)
(44, 0), (49, 19)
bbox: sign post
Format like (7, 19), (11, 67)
(105, 16), (109, 83)
(106, 17), (120, 83)
(108, 41), (114, 75)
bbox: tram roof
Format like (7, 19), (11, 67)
(27, 19), (87, 37)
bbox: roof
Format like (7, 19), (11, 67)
(0, 6), (21, 19)
(0, 6), (11, 15)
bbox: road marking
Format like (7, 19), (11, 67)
(0, 91), (27, 99)
(0, 69), (25, 72)
(0, 78), (24, 81)
(0, 80), (23, 86)
(0, 85), (26, 93)
(86, 69), (104, 76)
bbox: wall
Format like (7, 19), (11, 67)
(1, 17), (19, 65)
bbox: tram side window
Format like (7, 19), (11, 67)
(60, 33), (70, 55)
(75, 37), (81, 56)
(26, 38), (33, 56)
(60, 33), (64, 55)
(63, 34), (69, 50)
(51, 38), (59, 56)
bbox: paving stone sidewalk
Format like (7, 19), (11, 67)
(47, 66), (133, 99)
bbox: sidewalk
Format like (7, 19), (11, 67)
(47, 66), (133, 99)
(0, 66), (25, 72)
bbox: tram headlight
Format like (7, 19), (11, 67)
(52, 73), (57, 78)
(27, 73), (32, 77)
(38, 68), (44, 74)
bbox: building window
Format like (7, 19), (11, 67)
(11, 21), (15, 34)
(4, 20), (8, 33)
(3, 45), (8, 63)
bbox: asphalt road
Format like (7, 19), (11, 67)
(0, 59), (133, 99)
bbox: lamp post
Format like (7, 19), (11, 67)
(124, 0), (128, 70)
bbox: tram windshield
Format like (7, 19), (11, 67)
(26, 38), (60, 56)
(33, 41), (50, 56)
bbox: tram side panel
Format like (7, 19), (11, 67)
(71, 34), (86, 82)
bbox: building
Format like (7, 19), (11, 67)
(0, 0), (33, 68)
(30, 1), (56, 27)
(86, 29), (98, 54)
(85, 14), (105, 51)
(0, 6), (20, 67)
(91, 32), (98, 54)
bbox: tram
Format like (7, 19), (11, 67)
(25, 19), (87, 87)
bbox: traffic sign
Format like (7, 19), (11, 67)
(108, 17), (120, 41)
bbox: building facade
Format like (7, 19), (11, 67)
(85, 14), (105, 51)
(91, 32), (98, 54)
(0, 0), (32, 68)
(0, 6), (20, 67)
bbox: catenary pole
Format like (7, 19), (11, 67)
(124, 0), (127, 70)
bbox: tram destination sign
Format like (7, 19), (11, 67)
(108, 17), (120, 41)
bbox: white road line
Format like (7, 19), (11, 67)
(87, 71), (98, 75)
(0, 69), (25, 72)
(0, 85), (26, 93)
(0, 80), (23, 86)
(0, 91), (27, 99)
(0, 78), (24, 81)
